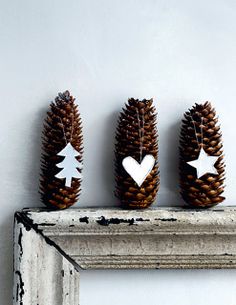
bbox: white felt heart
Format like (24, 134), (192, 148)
(122, 155), (155, 187)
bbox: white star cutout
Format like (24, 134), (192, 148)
(187, 148), (219, 179)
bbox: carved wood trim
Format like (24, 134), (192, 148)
(13, 207), (236, 304)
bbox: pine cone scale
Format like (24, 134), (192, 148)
(180, 102), (225, 208)
(40, 91), (83, 209)
(115, 98), (159, 209)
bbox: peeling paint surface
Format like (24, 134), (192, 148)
(13, 207), (236, 305)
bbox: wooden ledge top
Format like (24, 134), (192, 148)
(15, 206), (236, 235)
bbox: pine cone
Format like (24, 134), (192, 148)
(179, 102), (225, 208)
(115, 98), (159, 209)
(40, 91), (83, 209)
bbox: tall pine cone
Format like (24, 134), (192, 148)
(179, 102), (225, 208)
(115, 98), (159, 209)
(40, 91), (83, 209)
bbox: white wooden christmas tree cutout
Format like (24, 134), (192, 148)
(187, 147), (219, 179)
(55, 143), (82, 187)
(122, 155), (155, 187)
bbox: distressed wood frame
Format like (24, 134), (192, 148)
(14, 207), (236, 305)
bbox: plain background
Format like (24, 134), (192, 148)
(1, 0), (236, 304)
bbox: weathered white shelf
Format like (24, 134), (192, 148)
(14, 207), (236, 305)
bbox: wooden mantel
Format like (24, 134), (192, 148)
(13, 207), (236, 305)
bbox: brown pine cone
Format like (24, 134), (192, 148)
(179, 102), (225, 208)
(40, 91), (83, 209)
(115, 98), (159, 209)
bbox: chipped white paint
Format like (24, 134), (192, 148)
(13, 213), (80, 305)
(14, 207), (236, 304)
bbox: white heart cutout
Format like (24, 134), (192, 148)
(122, 155), (155, 187)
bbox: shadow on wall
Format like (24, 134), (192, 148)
(159, 120), (183, 206)
(26, 107), (47, 208)
(100, 110), (120, 206)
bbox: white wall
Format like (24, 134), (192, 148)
(0, 0), (236, 304)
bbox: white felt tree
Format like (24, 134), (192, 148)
(55, 143), (82, 187)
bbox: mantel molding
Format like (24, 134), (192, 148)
(13, 206), (236, 305)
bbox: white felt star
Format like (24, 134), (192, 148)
(187, 148), (219, 179)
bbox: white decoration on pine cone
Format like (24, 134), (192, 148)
(122, 155), (155, 187)
(55, 143), (82, 187)
(187, 147), (219, 179)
